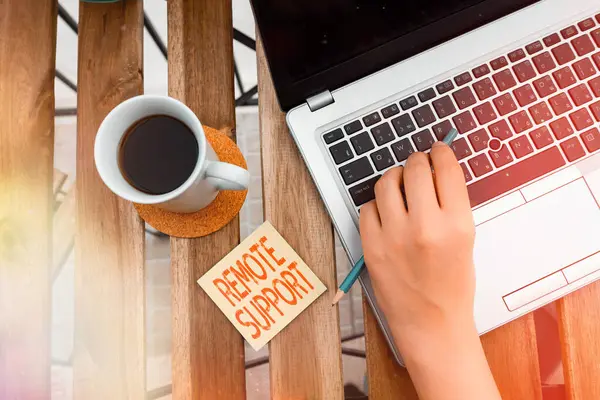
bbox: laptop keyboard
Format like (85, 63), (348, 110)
(323, 12), (600, 210)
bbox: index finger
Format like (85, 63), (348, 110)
(429, 141), (471, 213)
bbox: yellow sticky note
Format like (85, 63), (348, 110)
(197, 221), (327, 350)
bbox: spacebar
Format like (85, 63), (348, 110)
(468, 147), (566, 208)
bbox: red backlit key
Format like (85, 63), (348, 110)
(489, 120), (513, 140)
(452, 111), (477, 134)
(549, 93), (574, 115)
(592, 29), (600, 47)
(489, 145), (513, 168)
(473, 78), (497, 100)
(596, 14), (600, 23)
(552, 66), (577, 89)
(513, 60), (537, 83)
(550, 117), (575, 139)
(508, 110), (533, 133)
(493, 93), (518, 116)
(473, 102), (498, 125)
(526, 41), (544, 55)
(514, 84), (537, 106)
(560, 137), (586, 161)
(450, 138), (473, 161)
(561, 26), (578, 39)
(493, 69), (517, 91)
(591, 100), (600, 121)
(491, 56), (508, 71)
(593, 52), (600, 69)
(509, 135), (534, 158)
(432, 95), (457, 118)
(529, 126), (554, 149)
(460, 163), (473, 183)
(570, 108), (594, 131)
(533, 75), (558, 98)
(588, 77), (600, 97)
(432, 120), (454, 140)
(468, 129), (490, 152)
(454, 72), (473, 86)
(573, 58), (597, 80)
(508, 49), (526, 63)
(581, 127), (600, 153)
(528, 102), (553, 124)
(452, 86), (477, 110)
(552, 43), (576, 65)
(532, 52), (556, 74)
(568, 84), (593, 106)
(468, 153), (494, 177)
(578, 18), (596, 31)
(543, 33), (561, 47)
(472, 64), (491, 79)
(572, 35), (595, 56)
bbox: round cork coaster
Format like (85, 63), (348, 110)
(134, 126), (248, 238)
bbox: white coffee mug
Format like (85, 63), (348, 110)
(94, 95), (250, 213)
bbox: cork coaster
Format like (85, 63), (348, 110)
(134, 126), (248, 238)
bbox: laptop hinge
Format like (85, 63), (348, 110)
(306, 90), (334, 112)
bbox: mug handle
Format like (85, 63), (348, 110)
(205, 161), (250, 191)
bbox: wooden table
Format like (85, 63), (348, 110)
(2, 1), (600, 399)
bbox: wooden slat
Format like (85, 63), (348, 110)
(0, 1), (56, 397)
(74, 3), (146, 399)
(481, 315), (543, 400)
(168, 1), (245, 398)
(52, 188), (75, 279)
(557, 281), (600, 399)
(257, 38), (344, 399)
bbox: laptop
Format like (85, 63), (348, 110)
(251, 0), (600, 364)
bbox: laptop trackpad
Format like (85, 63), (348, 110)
(473, 178), (600, 296)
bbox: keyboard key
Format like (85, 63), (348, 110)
(510, 135), (534, 158)
(432, 120), (454, 141)
(589, 77), (600, 97)
(578, 18), (596, 31)
(452, 86), (477, 109)
(432, 95), (457, 118)
(468, 129), (490, 152)
(597, 14), (600, 23)
(552, 66), (577, 89)
(560, 137), (586, 161)
(493, 93), (518, 116)
(593, 52), (600, 69)
(549, 93), (574, 116)
(550, 117), (575, 139)
(490, 145), (514, 168)
(529, 126), (554, 149)
(473, 78), (497, 100)
(412, 105), (437, 127)
(450, 138), (472, 160)
(491, 56), (508, 71)
(391, 138), (415, 162)
(370, 147), (395, 171)
(581, 127), (600, 153)
(371, 122), (396, 145)
(472, 64), (491, 79)
(323, 128), (343, 144)
(552, 43), (576, 65)
(330, 141), (354, 164)
(436, 80), (455, 94)
(573, 58), (597, 80)
(363, 112), (382, 127)
(509, 111), (533, 133)
(344, 120), (362, 135)
(570, 108), (594, 131)
(532, 52), (556, 74)
(568, 84), (593, 106)
(460, 163), (473, 183)
(561, 26), (578, 39)
(528, 102), (553, 124)
(350, 132), (375, 155)
(508, 48), (526, 63)
(400, 96), (418, 110)
(592, 28), (600, 47)
(381, 104), (400, 119)
(591, 100), (600, 121)
(454, 72), (473, 86)
(489, 120), (513, 140)
(533, 75), (558, 98)
(513, 60), (536, 83)
(526, 41), (544, 55)
(348, 176), (380, 206)
(418, 88), (437, 102)
(493, 69), (518, 91)
(412, 129), (435, 152)
(339, 157), (374, 185)
(468, 153), (494, 177)
(391, 114), (417, 137)
(514, 84), (537, 107)
(473, 102), (498, 125)
(453, 111), (477, 134)
(467, 147), (566, 207)
(543, 33), (561, 47)
(572, 35), (595, 56)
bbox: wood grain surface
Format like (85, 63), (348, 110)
(0, 1), (56, 398)
(74, 3), (146, 399)
(168, 1), (245, 399)
(257, 38), (344, 400)
(557, 281), (600, 399)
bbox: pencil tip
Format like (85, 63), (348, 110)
(331, 290), (345, 306)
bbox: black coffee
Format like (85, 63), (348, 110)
(118, 115), (199, 195)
